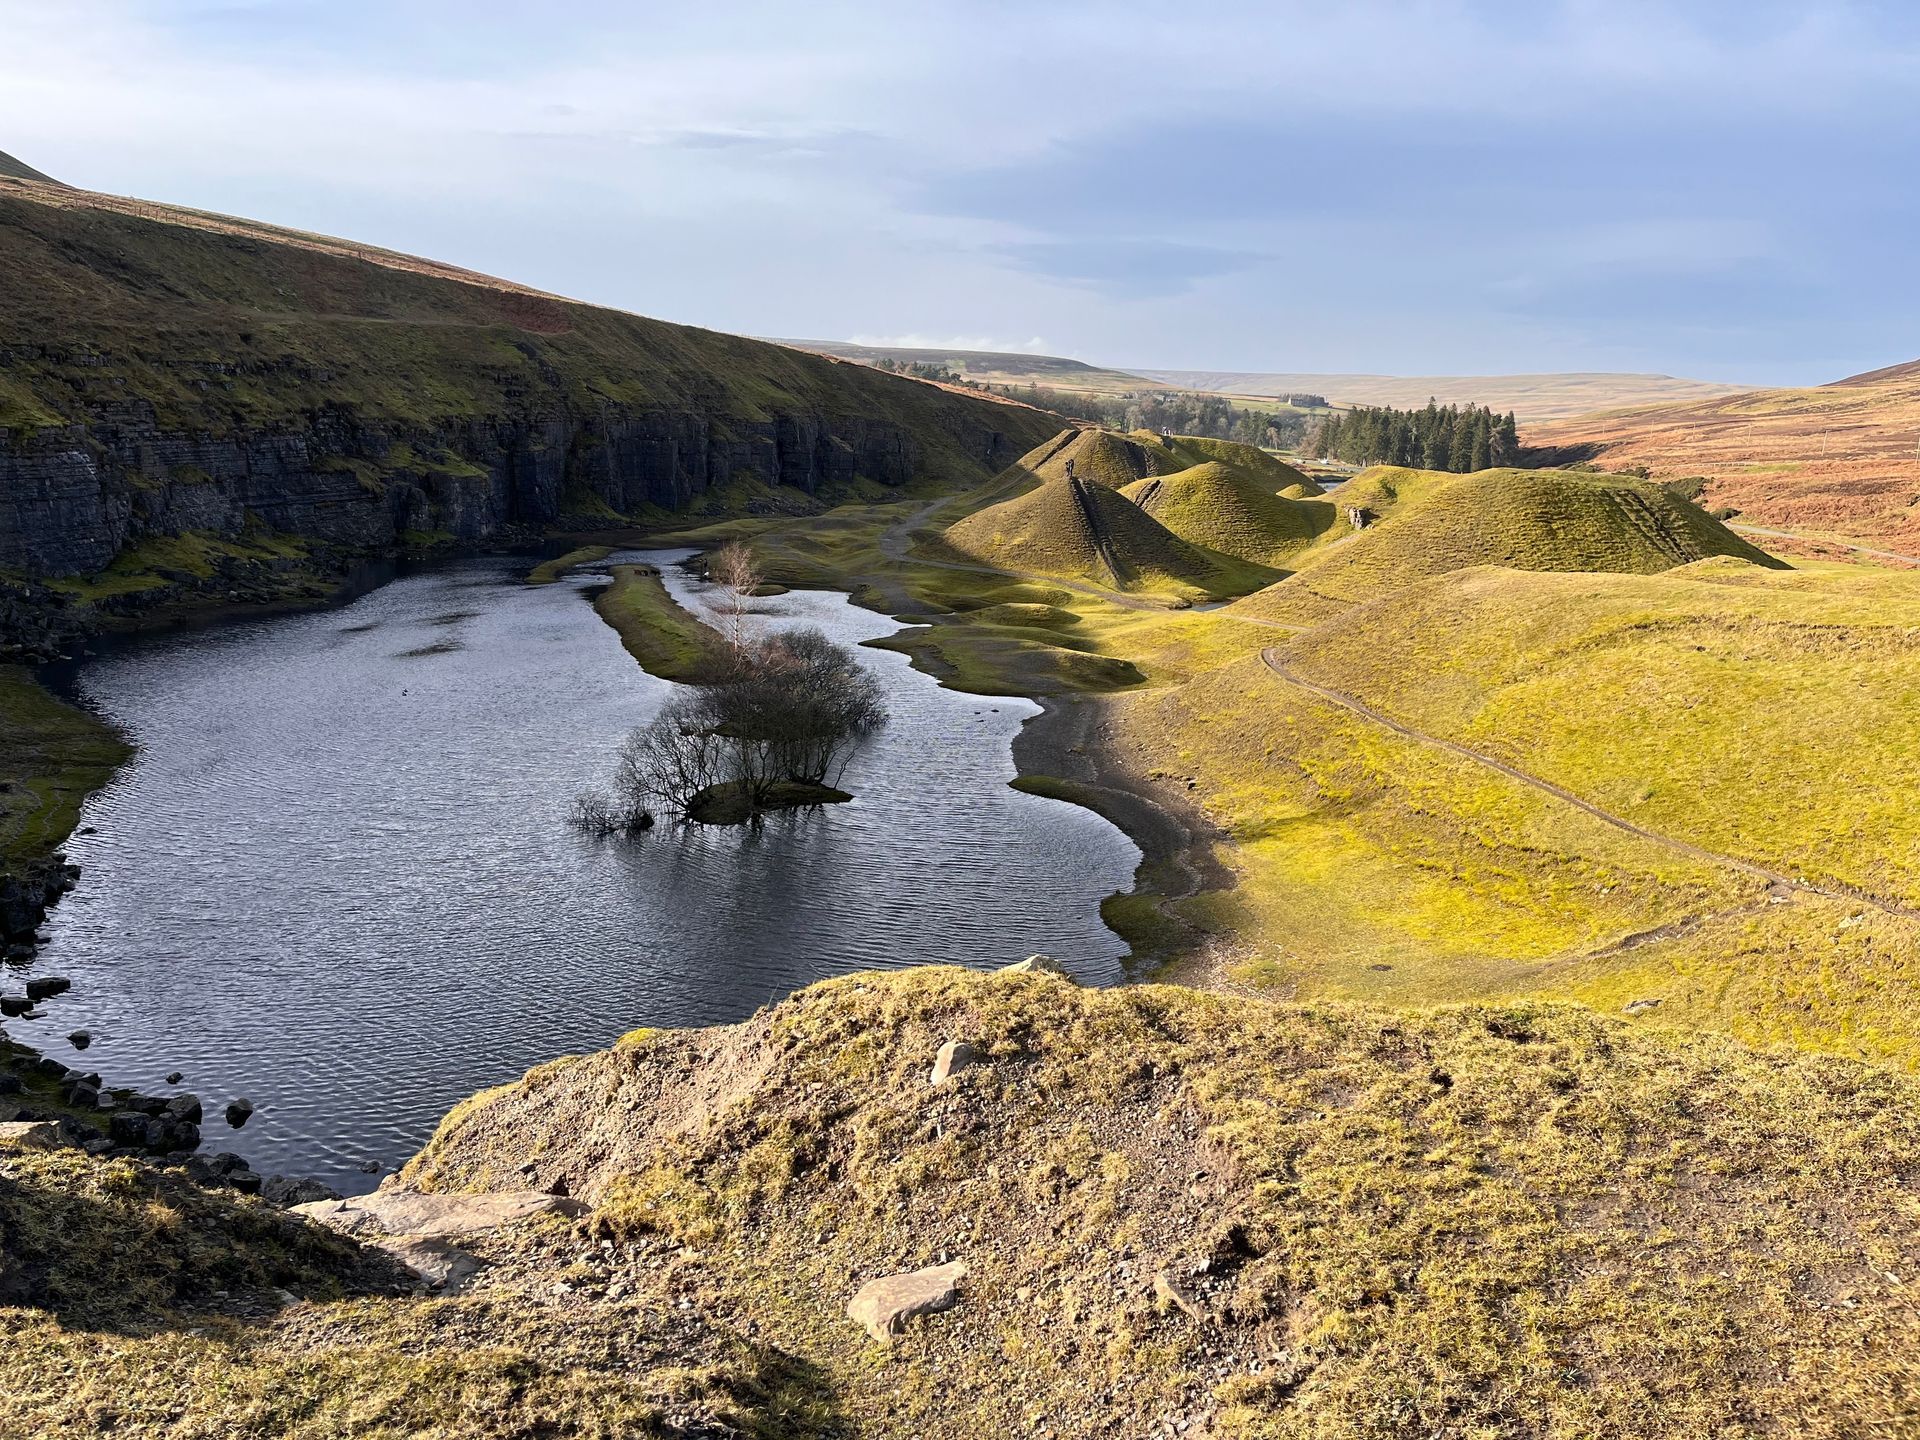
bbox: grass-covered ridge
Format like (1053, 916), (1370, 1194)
(1230, 465), (1783, 620)
(1120, 462), (1337, 566)
(401, 965), (1920, 1438)
(0, 170), (1056, 479)
(941, 470), (1276, 600)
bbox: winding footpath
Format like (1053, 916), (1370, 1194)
(1731, 523), (1920, 568)
(1258, 647), (1920, 920)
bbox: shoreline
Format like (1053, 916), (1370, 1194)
(1010, 691), (1236, 978)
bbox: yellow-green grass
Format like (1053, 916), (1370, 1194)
(526, 544), (612, 584)
(1277, 479), (1325, 499)
(941, 475), (1276, 601)
(1112, 650), (1748, 997)
(1126, 430), (1313, 491)
(0, 1143), (840, 1438)
(1226, 466), (1783, 621)
(1119, 462), (1338, 566)
(0, 667), (130, 868)
(403, 965), (1920, 1439)
(590, 564), (727, 682)
(1282, 560), (1920, 914)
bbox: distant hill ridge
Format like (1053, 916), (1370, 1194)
(0, 149), (56, 184)
(0, 161), (1057, 603)
(1138, 369), (1749, 421)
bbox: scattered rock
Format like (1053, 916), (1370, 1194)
(356, 1159), (380, 1174)
(1154, 1270), (1208, 1323)
(846, 1260), (968, 1343)
(999, 954), (1074, 981)
(24, 976), (70, 1002)
(930, 1040), (979, 1087)
(0, 1074), (20, 1096)
(1622, 998), (1664, 1016)
(290, 1189), (588, 1240)
(224, 1097), (254, 1127)
(0, 1120), (64, 1151)
(0, 996), (30, 1017)
(165, 1071), (183, 1084)
(167, 1093), (203, 1125)
(66, 1030), (91, 1050)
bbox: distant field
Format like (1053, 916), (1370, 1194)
(768, 339), (1168, 394)
(1529, 364), (1920, 549)
(1138, 369), (1749, 420)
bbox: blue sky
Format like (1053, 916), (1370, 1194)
(3, 0), (1917, 384)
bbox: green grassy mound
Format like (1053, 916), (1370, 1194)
(1128, 431), (1313, 491)
(401, 965), (1920, 1439)
(1119, 462), (1337, 566)
(942, 472), (1275, 598)
(1277, 479), (1325, 499)
(1249, 466), (1784, 609)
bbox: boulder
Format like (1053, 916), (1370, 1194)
(24, 976), (70, 1002)
(0, 1074), (19, 1096)
(108, 1112), (150, 1147)
(66, 1030), (91, 1050)
(929, 1040), (979, 1087)
(0, 996), (30, 1017)
(224, 1097), (255, 1128)
(998, 954), (1075, 981)
(846, 1260), (968, 1344)
(262, 1174), (343, 1208)
(290, 1189), (587, 1240)
(379, 1235), (486, 1294)
(166, 1093), (203, 1124)
(0, 1120), (63, 1151)
(165, 1071), (183, 1085)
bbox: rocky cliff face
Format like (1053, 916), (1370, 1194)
(0, 400), (1027, 582)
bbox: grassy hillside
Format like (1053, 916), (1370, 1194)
(1234, 466), (1782, 615)
(0, 149), (54, 184)
(1142, 370), (1748, 421)
(941, 471), (1275, 599)
(1126, 430), (1313, 490)
(1120, 463), (1336, 566)
(397, 965), (1920, 1439)
(1527, 365), (1920, 552)
(772, 339), (1169, 395)
(0, 172), (1056, 471)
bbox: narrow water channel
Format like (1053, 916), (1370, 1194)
(15, 552), (1139, 1191)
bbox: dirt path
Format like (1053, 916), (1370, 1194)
(1731, 524), (1920, 567)
(1259, 647), (1920, 920)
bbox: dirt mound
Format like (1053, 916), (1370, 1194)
(400, 965), (1920, 1438)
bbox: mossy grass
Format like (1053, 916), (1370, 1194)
(589, 564), (728, 683)
(526, 544), (612, 585)
(0, 667), (130, 869)
(401, 965), (1920, 1437)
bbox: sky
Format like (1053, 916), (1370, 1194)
(3, 1), (1918, 385)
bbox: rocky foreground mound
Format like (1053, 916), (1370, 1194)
(5, 964), (1920, 1437)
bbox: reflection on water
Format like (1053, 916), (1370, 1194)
(15, 553), (1138, 1190)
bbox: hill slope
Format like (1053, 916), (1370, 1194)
(1141, 370), (1747, 421)
(1235, 466), (1782, 615)
(0, 150), (54, 184)
(393, 964), (1920, 1438)
(1527, 366), (1920, 551)
(1120, 462), (1336, 565)
(942, 469), (1272, 597)
(772, 340), (1167, 394)
(0, 172), (1057, 591)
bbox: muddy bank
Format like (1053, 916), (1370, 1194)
(1010, 692), (1235, 973)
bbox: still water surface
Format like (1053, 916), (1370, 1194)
(16, 553), (1137, 1190)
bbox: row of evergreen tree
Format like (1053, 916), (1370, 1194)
(1306, 402), (1520, 472)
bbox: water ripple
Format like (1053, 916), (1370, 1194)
(15, 554), (1139, 1190)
